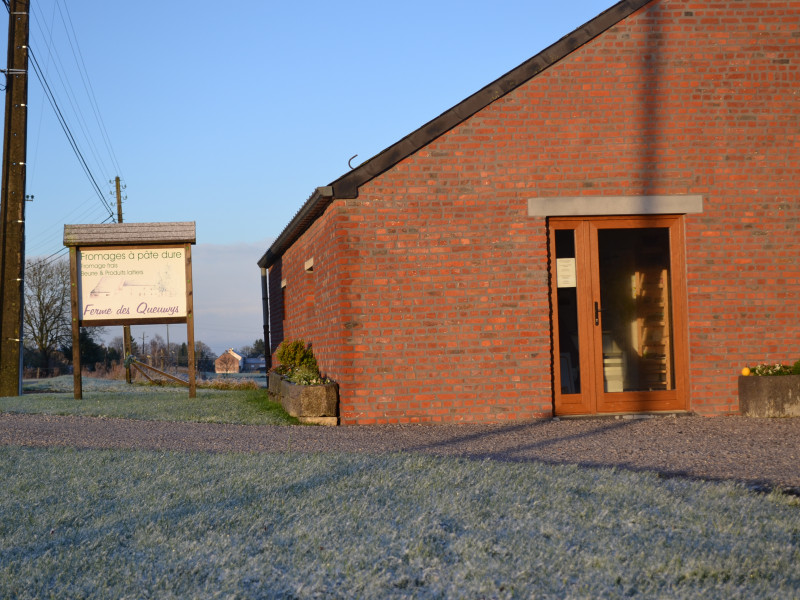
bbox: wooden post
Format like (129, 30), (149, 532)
(0, 0), (30, 396)
(185, 243), (196, 398)
(68, 247), (82, 399)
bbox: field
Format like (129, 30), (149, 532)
(1, 379), (799, 598)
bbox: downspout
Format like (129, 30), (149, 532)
(260, 266), (271, 370)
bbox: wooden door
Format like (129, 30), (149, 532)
(550, 216), (689, 416)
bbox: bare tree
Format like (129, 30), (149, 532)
(148, 334), (167, 367)
(23, 258), (70, 368)
(110, 334), (138, 358)
(109, 336), (125, 356)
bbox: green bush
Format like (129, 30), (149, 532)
(793, 359), (800, 375)
(275, 340), (321, 383)
(276, 340), (318, 373)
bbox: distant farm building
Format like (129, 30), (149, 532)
(215, 349), (243, 374)
(243, 356), (267, 373)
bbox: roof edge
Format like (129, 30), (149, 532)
(257, 186), (333, 268)
(259, 0), (652, 270)
(331, 0), (651, 198)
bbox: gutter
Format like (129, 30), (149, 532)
(257, 186), (333, 269)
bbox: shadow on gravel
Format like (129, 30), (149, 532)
(392, 419), (800, 497)
(270, 417), (799, 505)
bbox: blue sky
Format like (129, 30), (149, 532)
(10, 0), (614, 354)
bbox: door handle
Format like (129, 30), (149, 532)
(594, 301), (601, 326)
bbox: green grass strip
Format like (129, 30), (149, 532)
(1, 447), (798, 598)
(1, 376), (296, 425)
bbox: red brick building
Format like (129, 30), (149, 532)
(259, 0), (800, 424)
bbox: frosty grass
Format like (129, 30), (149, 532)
(1, 446), (798, 599)
(2, 375), (293, 425)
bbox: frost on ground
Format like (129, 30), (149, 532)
(3, 376), (289, 425)
(1, 447), (798, 599)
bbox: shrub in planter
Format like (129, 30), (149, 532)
(276, 339), (319, 377)
(739, 358), (800, 418)
(271, 340), (338, 424)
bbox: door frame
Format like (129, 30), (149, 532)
(549, 215), (690, 416)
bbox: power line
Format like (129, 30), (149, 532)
(4, 0), (125, 232)
(23, 0), (57, 186)
(27, 45), (115, 220)
(31, 18), (112, 181)
(28, 212), (115, 269)
(30, 2), (113, 182)
(55, 0), (123, 179)
(25, 196), (111, 257)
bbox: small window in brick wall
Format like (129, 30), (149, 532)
(304, 258), (314, 273)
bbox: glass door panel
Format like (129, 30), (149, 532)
(597, 228), (674, 393)
(555, 230), (581, 395)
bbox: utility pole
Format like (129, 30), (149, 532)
(113, 175), (133, 383)
(115, 176), (123, 222)
(0, 0), (30, 396)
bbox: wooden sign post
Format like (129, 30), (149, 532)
(63, 222), (197, 398)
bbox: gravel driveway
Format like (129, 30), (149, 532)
(1, 412), (799, 493)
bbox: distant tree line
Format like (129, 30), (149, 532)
(235, 338), (266, 359)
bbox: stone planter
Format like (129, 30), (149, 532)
(739, 374), (800, 417)
(268, 371), (283, 397)
(269, 372), (339, 425)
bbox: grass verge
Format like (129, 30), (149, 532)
(1, 447), (799, 598)
(0, 376), (296, 425)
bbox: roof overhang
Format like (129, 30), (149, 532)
(257, 186), (333, 268)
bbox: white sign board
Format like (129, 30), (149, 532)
(78, 247), (187, 321)
(556, 258), (577, 288)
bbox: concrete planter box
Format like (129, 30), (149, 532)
(268, 371), (283, 396)
(269, 371), (339, 425)
(739, 374), (800, 417)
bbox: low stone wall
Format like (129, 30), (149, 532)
(739, 374), (800, 418)
(269, 372), (339, 425)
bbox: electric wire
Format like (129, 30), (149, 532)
(30, 3), (114, 183)
(28, 46), (115, 220)
(2, 0), (125, 258)
(30, 14), (112, 183)
(25, 195), (111, 257)
(28, 211), (115, 269)
(24, 0), (56, 187)
(55, 0), (123, 179)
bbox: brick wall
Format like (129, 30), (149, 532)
(334, 195), (553, 424)
(269, 201), (354, 390)
(274, 0), (800, 423)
